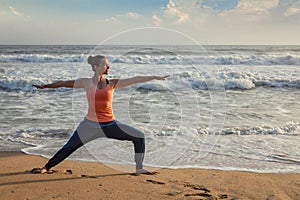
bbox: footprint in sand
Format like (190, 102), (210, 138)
(184, 193), (212, 197)
(80, 174), (97, 178)
(146, 179), (166, 185)
(168, 180), (230, 199)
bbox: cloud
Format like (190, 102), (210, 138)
(147, 0), (300, 44)
(124, 12), (143, 19)
(225, 0), (279, 16)
(283, 1), (300, 17)
(152, 14), (162, 26)
(8, 5), (30, 18)
(2, 0), (299, 45)
(237, 0), (279, 11)
(9, 6), (23, 16)
(284, 7), (300, 16)
(199, 0), (239, 11)
(102, 12), (143, 22)
(156, 0), (281, 27)
(163, 0), (189, 24)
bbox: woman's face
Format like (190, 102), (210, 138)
(94, 58), (110, 75)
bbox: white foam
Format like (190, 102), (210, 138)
(1, 53), (300, 65)
(0, 54), (86, 63)
(201, 122), (300, 135)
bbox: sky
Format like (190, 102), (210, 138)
(0, 0), (300, 45)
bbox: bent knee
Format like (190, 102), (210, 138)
(117, 123), (145, 139)
(134, 130), (145, 139)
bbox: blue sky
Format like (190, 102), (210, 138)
(6, 0), (168, 17)
(0, 0), (300, 44)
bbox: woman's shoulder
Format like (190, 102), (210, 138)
(109, 78), (119, 83)
(76, 77), (91, 83)
(108, 78), (120, 89)
(75, 78), (92, 89)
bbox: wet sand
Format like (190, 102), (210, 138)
(0, 152), (299, 200)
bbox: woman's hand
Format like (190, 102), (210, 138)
(32, 84), (46, 89)
(113, 75), (171, 89)
(155, 75), (170, 80)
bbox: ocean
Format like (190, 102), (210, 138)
(0, 45), (299, 173)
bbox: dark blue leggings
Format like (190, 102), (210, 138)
(45, 119), (145, 170)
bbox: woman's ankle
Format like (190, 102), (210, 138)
(41, 166), (49, 173)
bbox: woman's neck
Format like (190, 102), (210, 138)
(93, 74), (105, 82)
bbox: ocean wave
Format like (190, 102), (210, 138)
(9, 122), (300, 139)
(197, 122), (300, 135)
(146, 122), (300, 136)
(1, 71), (300, 92)
(0, 79), (34, 91)
(212, 55), (300, 65)
(1, 53), (300, 65)
(254, 79), (300, 88)
(16, 128), (72, 139)
(112, 54), (300, 65)
(0, 79), (72, 92)
(0, 54), (86, 63)
(137, 71), (300, 91)
(6, 128), (72, 149)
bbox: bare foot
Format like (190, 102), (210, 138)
(40, 167), (48, 174)
(31, 167), (49, 174)
(135, 169), (158, 175)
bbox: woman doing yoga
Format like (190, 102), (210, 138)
(32, 55), (169, 175)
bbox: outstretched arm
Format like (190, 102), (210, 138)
(113, 75), (170, 89)
(32, 79), (87, 89)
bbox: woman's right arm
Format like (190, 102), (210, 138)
(32, 78), (88, 89)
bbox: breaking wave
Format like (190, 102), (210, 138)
(1, 54), (300, 65)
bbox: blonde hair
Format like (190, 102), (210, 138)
(87, 55), (106, 71)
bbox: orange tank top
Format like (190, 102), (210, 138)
(85, 78), (115, 122)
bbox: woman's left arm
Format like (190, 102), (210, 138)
(113, 75), (170, 89)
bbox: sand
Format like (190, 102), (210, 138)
(0, 152), (299, 200)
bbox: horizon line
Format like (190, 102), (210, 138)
(1, 43), (300, 46)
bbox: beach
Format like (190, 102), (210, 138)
(0, 152), (299, 200)
(1, 45), (300, 199)
(1, 45), (300, 174)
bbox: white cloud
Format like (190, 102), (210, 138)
(284, 7), (300, 16)
(157, 0), (281, 26)
(163, 0), (189, 24)
(125, 12), (143, 19)
(225, 0), (279, 17)
(2, 0), (299, 45)
(148, 0), (299, 44)
(237, 0), (279, 11)
(8, 5), (30, 18)
(9, 6), (23, 16)
(102, 12), (143, 22)
(283, 1), (300, 17)
(152, 14), (162, 26)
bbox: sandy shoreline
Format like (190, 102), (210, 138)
(0, 152), (299, 200)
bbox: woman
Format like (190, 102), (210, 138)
(32, 55), (169, 175)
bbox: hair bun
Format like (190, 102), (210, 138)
(87, 56), (94, 65)
(87, 55), (105, 68)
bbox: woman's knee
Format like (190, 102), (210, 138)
(63, 131), (83, 150)
(117, 122), (145, 139)
(134, 130), (145, 139)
